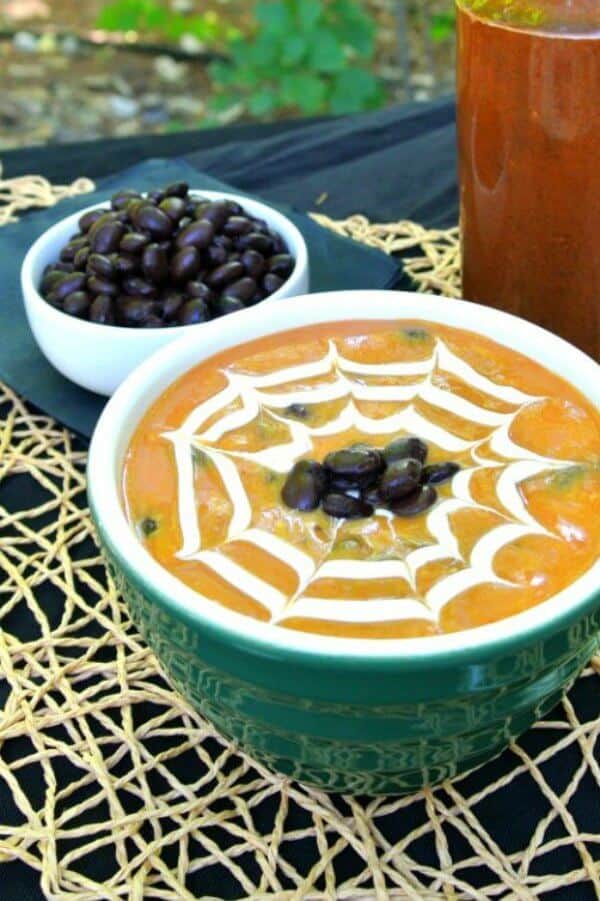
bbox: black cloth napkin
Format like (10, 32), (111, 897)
(0, 158), (399, 438)
(3, 99), (459, 228)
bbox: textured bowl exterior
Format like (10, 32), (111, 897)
(88, 291), (600, 794)
(94, 528), (599, 794)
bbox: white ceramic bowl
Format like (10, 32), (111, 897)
(21, 189), (309, 396)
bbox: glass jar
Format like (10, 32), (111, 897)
(456, 0), (600, 359)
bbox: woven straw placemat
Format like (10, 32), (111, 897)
(0, 174), (598, 900)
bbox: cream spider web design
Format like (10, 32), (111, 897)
(163, 337), (573, 629)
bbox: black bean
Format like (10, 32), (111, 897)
(171, 246), (201, 284)
(88, 212), (118, 240)
(120, 232), (149, 254)
(186, 281), (214, 302)
(78, 208), (106, 233)
(200, 201), (230, 229)
(421, 462), (461, 485)
(88, 253), (116, 280)
(55, 262), (75, 273)
(111, 189), (140, 210)
(252, 217), (269, 234)
(46, 290), (63, 308)
(164, 181), (189, 198)
(207, 260), (245, 289)
(114, 254), (139, 276)
(87, 275), (119, 297)
(389, 484), (437, 517)
(147, 189), (166, 204)
(122, 276), (157, 298)
(223, 216), (253, 237)
(40, 269), (64, 295)
(379, 458), (422, 501)
(118, 298), (156, 325)
(178, 216), (193, 230)
(74, 246), (90, 269)
(63, 291), (90, 317)
(213, 234), (232, 249)
(270, 231), (287, 254)
(362, 485), (383, 508)
(140, 517), (158, 536)
(55, 271), (87, 300)
(225, 277), (256, 303)
(91, 222), (125, 255)
(241, 249), (265, 280)
(324, 447), (384, 486)
(322, 493), (373, 519)
(268, 254), (295, 278)
(237, 232), (273, 254)
(125, 198), (146, 219)
(160, 291), (185, 320)
(212, 296), (246, 317)
(60, 240), (85, 262)
(223, 200), (241, 215)
(159, 196), (187, 221)
(89, 294), (115, 324)
(134, 205), (173, 239)
(175, 219), (214, 250)
(263, 272), (284, 295)
(282, 460), (328, 512)
(179, 299), (211, 325)
(142, 244), (169, 284)
(206, 244), (228, 267)
(285, 403), (309, 419)
(383, 436), (428, 466)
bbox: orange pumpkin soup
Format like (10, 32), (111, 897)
(123, 321), (600, 639)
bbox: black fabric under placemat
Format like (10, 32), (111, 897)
(0, 158), (399, 438)
(1, 107), (598, 901)
(1, 99), (459, 227)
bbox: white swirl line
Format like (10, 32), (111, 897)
(161, 337), (572, 626)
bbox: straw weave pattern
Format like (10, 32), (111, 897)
(0, 176), (598, 900)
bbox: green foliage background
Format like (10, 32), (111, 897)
(97, 0), (386, 118)
(97, 1), (458, 119)
(209, 0), (384, 118)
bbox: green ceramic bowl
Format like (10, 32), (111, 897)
(87, 291), (600, 794)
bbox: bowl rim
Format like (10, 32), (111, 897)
(21, 188), (309, 338)
(88, 289), (600, 663)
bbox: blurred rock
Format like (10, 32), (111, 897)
(8, 63), (45, 79)
(179, 34), (206, 55)
(60, 35), (81, 56)
(107, 95), (140, 119)
(13, 31), (38, 53)
(37, 32), (58, 54)
(411, 72), (435, 88)
(167, 96), (205, 118)
(0, 99), (22, 124)
(154, 55), (188, 83)
(140, 98), (170, 126)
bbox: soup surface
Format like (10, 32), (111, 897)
(123, 320), (600, 639)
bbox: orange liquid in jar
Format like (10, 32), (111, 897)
(457, 1), (600, 360)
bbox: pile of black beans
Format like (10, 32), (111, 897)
(39, 182), (295, 328)
(281, 436), (460, 519)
